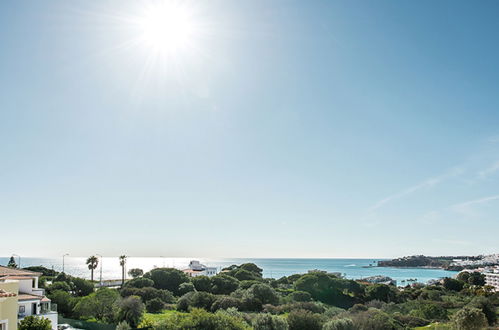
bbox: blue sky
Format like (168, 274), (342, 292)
(1, 0), (499, 258)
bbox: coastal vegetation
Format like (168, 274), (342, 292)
(378, 255), (495, 271)
(21, 260), (498, 329)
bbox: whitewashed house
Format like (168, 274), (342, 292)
(182, 261), (217, 277)
(0, 267), (57, 330)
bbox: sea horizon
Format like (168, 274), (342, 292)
(0, 256), (458, 284)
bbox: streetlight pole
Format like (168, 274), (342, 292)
(62, 254), (69, 273)
(96, 255), (103, 286)
(12, 254), (21, 268)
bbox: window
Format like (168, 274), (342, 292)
(0, 320), (8, 330)
(19, 306), (25, 314)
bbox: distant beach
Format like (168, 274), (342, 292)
(0, 257), (458, 284)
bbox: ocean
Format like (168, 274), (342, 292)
(0, 257), (457, 284)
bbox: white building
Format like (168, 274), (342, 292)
(482, 268), (499, 291)
(0, 266), (57, 330)
(182, 261), (217, 277)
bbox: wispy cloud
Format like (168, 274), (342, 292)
(369, 167), (464, 212)
(477, 160), (499, 179)
(450, 194), (499, 216)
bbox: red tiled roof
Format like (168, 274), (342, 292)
(0, 289), (17, 298)
(18, 294), (43, 301)
(0, 266), (41, 277)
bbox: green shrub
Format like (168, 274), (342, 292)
(287, 310), (323, 330)
(253, 313), (289, 330)
(322, 318), (354, 330)
(146, 298), (165, 313)
(452, 307), (488, 330)
(18, 316), (51, 330)
(117, 295), (145, 328)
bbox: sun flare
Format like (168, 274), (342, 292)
(137, 2), (197, 55)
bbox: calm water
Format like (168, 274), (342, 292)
(0, 257), (457, 285)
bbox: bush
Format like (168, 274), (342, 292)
(18, 316), (52, 330)
(190, 291), (216, 310)
(349, 309), (399, 330)
(289, 291), (311, 302)
(278, 302), (325, 314)
(128, 268), (144, 278)
(253, 313), (289, 330)
(443, 278), (464, 292)
(211, 274), (240, 295)
(121, 287), (175, 304)
(72, 277), (95, 297)
(145, 268), (190, 295)
(322, 318), (354, 330)
(409, 302), (448, 321)
(468, 296), (496, 325)
(47, 290), (73, 316)
(192, 276), (212, 292)
(125, 277), (154, 288)
(211, 296), (242, 311)
(287, 310), (323, 330)
(47, 281), (71, 294)
(146, 298), (165, 313)
(246, 284), (279, 305)
(116, 321), (131, 330)
(117, 296), (145, 328)
(452, 307), (488, 330)
(152, 308), (249, 330)
(178, 282), (196, 295)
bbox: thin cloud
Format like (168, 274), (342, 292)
(451, 194), (499, 211)
(369, 167), (464, 212)
(477, 160), (499, 179)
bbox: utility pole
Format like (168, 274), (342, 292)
(96, 254), (103, 287)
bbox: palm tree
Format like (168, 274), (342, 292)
(86, 255), (99, 282)
(119, 255), (127, 287)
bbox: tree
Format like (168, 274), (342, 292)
(7, 256), (17, 268)
(210, 274), (240, 295)
(322, 318), (355, 330)
(467, 272), (486, 286)
(119, 255), (127, 287)
(409, 302), (448, 321)
(253, 313), (289, 330)
(365, 284), (398, 303)
(287, 310), (323, 330)
(125, 277), (154, 289)
(246, 283), (279, 305)
(121, 286), (175, 304)
(192, 275), (212, 292)
(443, 277), (464, 291)
(86, 256), (99, 282)
(117, 295), (145, 328)
(452, 307), (488, 330)
(18, 316), (51, 330)
(290, 291), (311, 302)
(47, 290), (73, 316)
(146, 298), (165, 313)
(128, 268), (144, 279)
(179, 282), (196, 295)
(72, 277), (94, 297)
(74, 288), (121, 322)
(144, 268), (190, 295)
(468, 296), (497, 325)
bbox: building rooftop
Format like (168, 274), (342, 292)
(18, 293), (45, 301)
(0, 266), (41, 278)
(0, 289), (17, 298)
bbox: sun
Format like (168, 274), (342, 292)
(137, 2), (197, 55)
